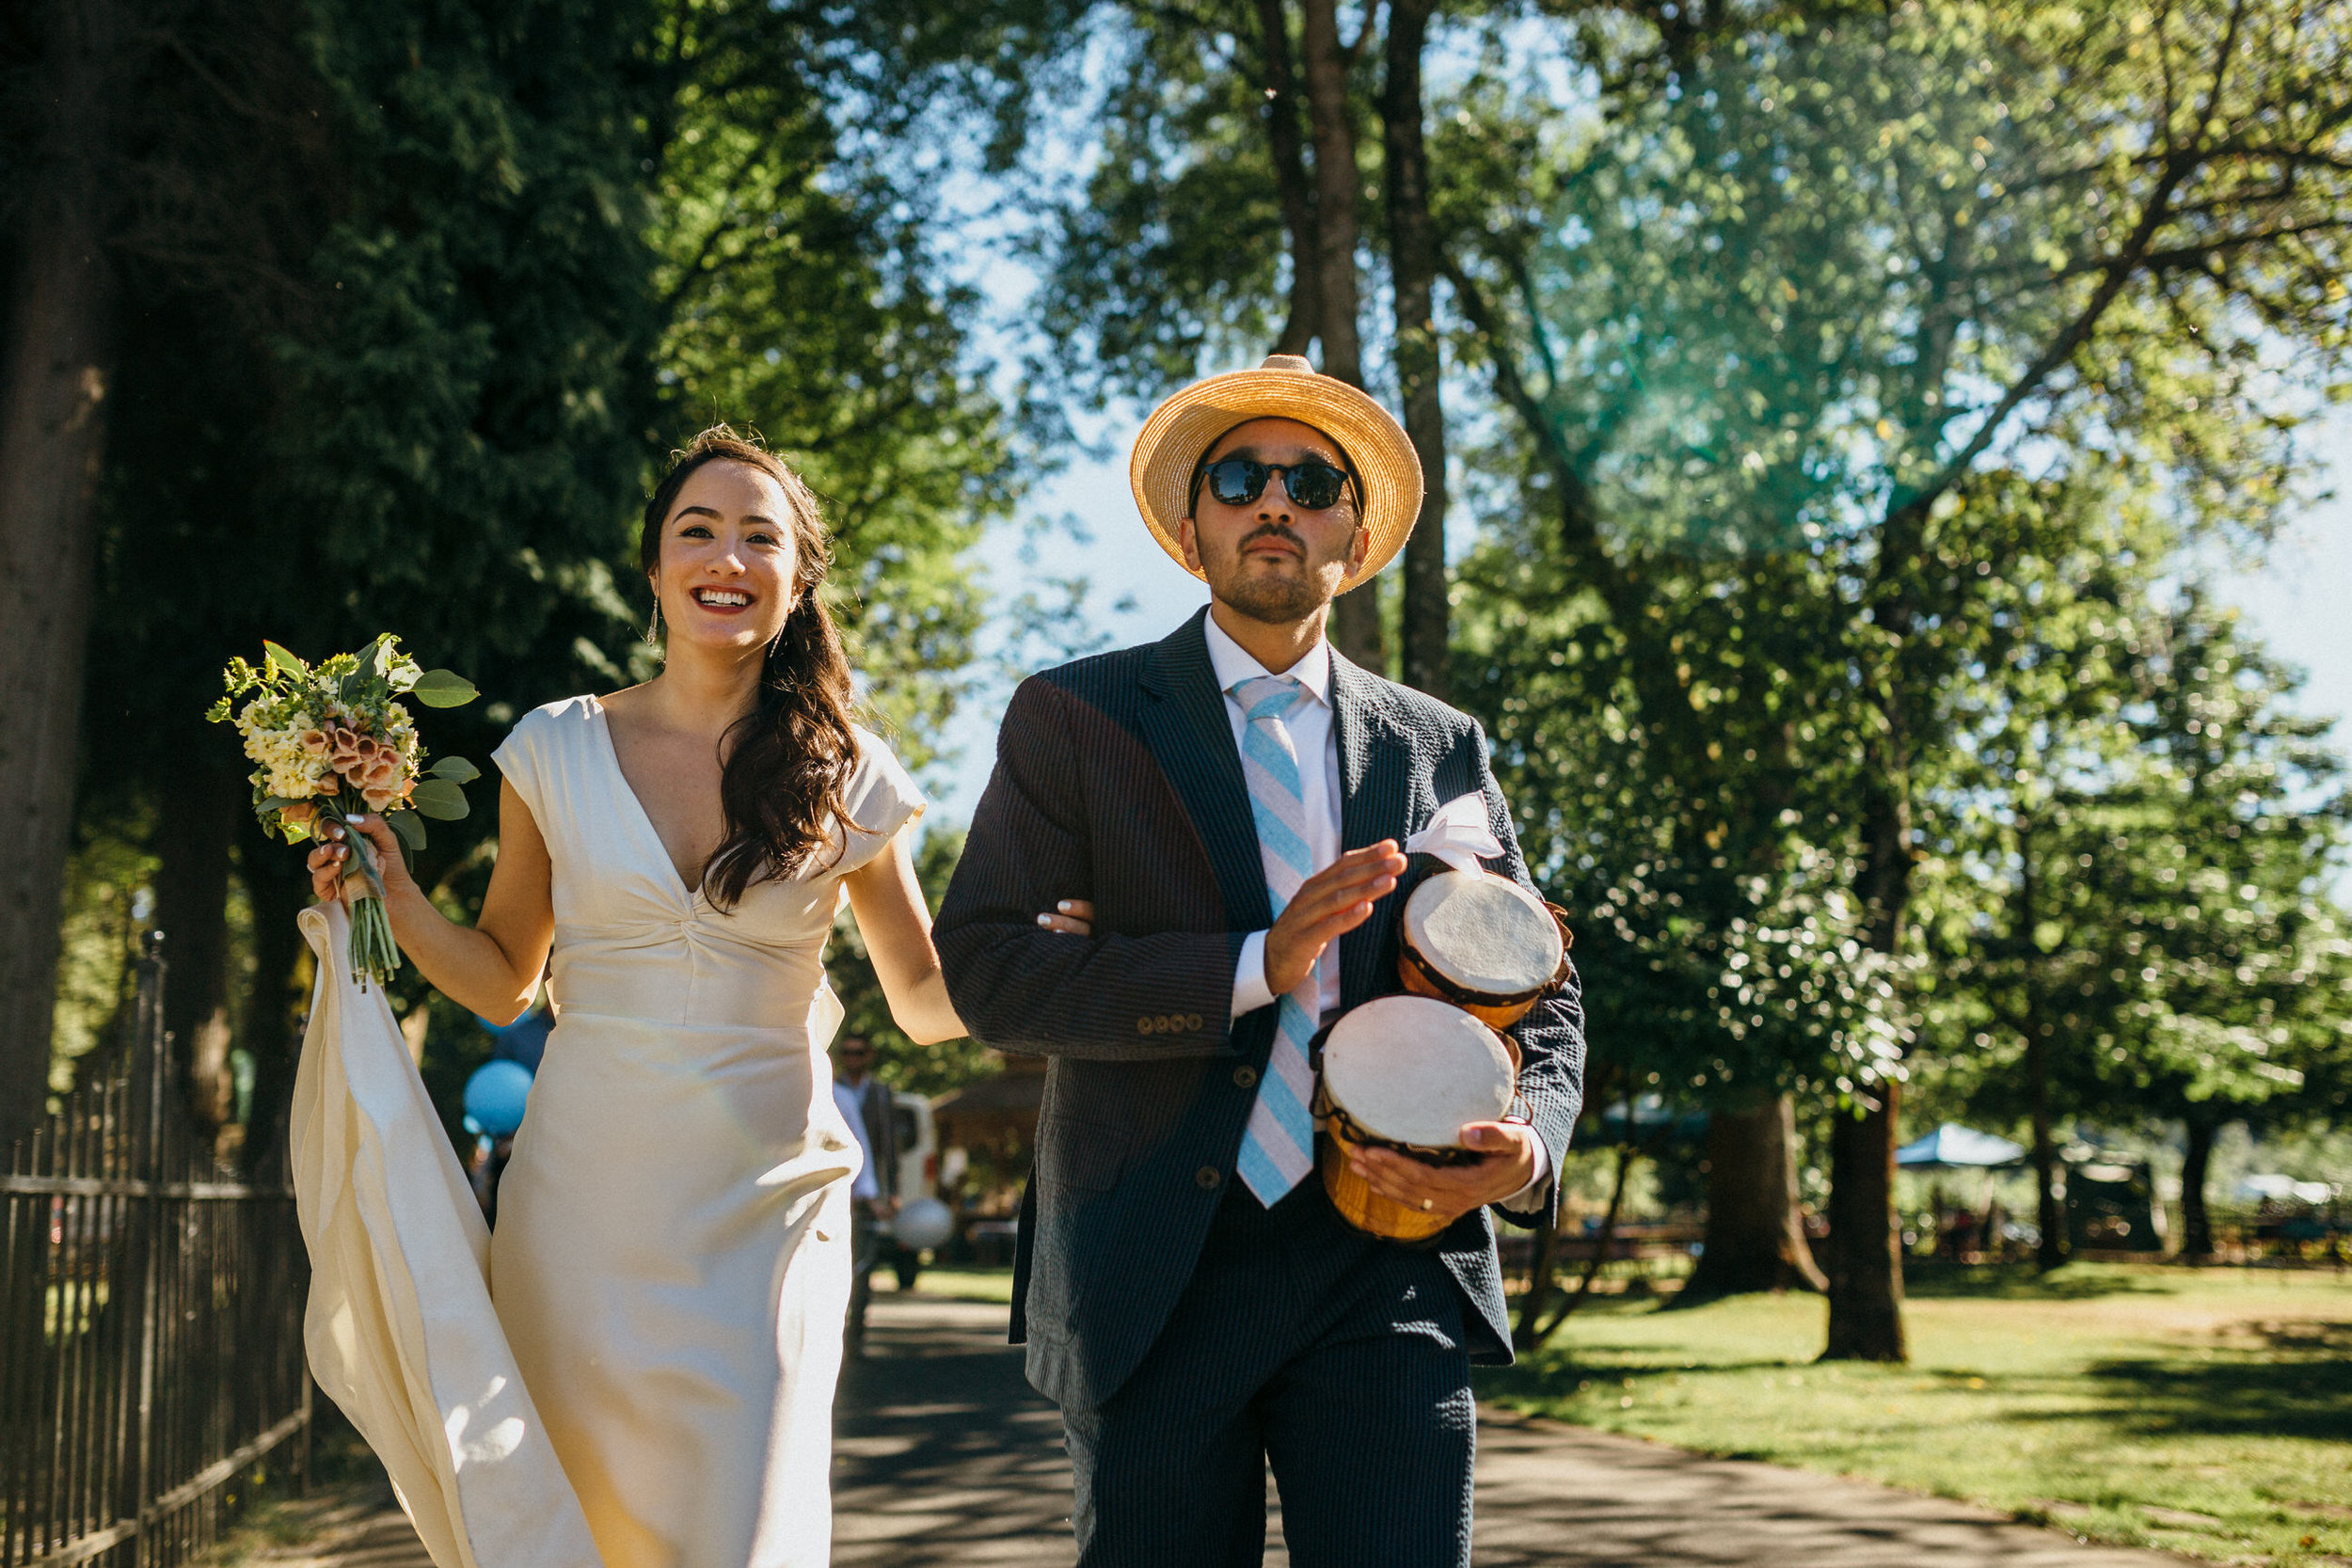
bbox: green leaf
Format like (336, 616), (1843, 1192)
(410, 669), (479, 708)
(408, 777), (470, 820)
(428, 755), (482, 784)
(386, 806), (426, 871)
(262, 641), (307, 679)
(254, 796), (300, 816)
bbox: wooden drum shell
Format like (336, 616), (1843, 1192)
(1395, 876), (1574, 1030)
(1318, 1129), (1454, 1243)
(1311, 998), (1520, 1243)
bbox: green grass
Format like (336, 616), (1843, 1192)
(877, 1265), (1017, 1304)
(1482, 1263), (2352, 1566)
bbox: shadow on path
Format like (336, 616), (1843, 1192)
(259, 1292), (2198, 1566)
(831, 1296), (1089, 1565)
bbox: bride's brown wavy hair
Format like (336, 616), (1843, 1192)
(640, 428), (864, 911)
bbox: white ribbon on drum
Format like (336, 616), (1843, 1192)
(1403, 790), (1504, 875)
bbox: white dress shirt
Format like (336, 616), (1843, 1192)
(833, 1079), (881, 1200)
(1203, 612), (1550, 1207)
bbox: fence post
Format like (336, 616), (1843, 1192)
(130, 931), (167, 1568)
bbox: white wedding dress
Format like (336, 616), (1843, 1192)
(292, 696), (924, 1568)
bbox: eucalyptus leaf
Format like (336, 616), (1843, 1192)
(255, 796), (299, 816)
(410, 669), (479, 708)
(408, 777), (470, 820)
(428, 755), (482, 784)
(386, 806), (425, 872)
(262, 641), (307, 679)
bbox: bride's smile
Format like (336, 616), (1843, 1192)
(655, 457), (801, 651)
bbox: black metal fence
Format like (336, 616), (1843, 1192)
(0, 934), (310, 1568)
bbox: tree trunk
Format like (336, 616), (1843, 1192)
(238, 860), (310, 1179)
(1296, 0), (1382, 673)
(1821, 1085), (1907, 1360)
(2179, 1112), (2218, 1261)
(1524, 1125), (1639, 1350)
(1382, 0), (1446, 699)
(1676, 1094), (1827, 1307)
(1252, 0), (1321, 357)
(2027, 1026), (2066, 1272)
(156, 749), (244, 1136)
(2017, 823), (2067, 1270)
(1822, 781), (1912, 1361)
(0, 0), (122, 1142)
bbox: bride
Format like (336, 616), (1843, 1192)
(307, 429), (1078, 1568)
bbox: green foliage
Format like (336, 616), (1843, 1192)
(1026, 3), (1310, 403)
(644, 0), (1042, 757)
(64, 0), (1082, 1116)
(1436, 0), (2352, 1134)
(46, 808), (158, 1090)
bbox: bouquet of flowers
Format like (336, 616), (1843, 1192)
(209, 635), (480, 987)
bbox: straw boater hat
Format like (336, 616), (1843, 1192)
(1129, 354), (1423, 593)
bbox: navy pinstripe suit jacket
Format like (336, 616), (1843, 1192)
(935, 609), (1586, 1412)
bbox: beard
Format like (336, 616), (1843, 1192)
(1202, 524), (1349, 625)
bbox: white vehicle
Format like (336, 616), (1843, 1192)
(875, 1089), (939, 1289)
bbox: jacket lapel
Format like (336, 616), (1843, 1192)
(1137, 609), (1273, 931)
(1331, 651), (1409, 1007)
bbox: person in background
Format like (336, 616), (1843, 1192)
(833, 1037), (898, 1353)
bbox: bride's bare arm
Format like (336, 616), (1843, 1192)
(841, 830), (965, 1045)
(308, 778), (555, 1023)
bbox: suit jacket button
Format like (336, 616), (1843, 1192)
(1232, 1066), (1258, 1088)
(1196, 1165), (1221, 1190)
(1188, 1014), (1204, 1031)
(1137, 1017), (1152, 1034)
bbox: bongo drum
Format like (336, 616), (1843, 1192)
(1397, 869), (1572, 1028)
(1314, 995), (1518, 1242)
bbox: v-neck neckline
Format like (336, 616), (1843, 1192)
(590, 697), (707, 907)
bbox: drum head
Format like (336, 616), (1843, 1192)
(1322, 995), (1515, 1148)
(1403, 871), (1562, 998)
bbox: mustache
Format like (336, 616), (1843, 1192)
(1237, 523), (1307, 555)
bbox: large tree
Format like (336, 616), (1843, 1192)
(1029, 0), (1472, 673)
(0, 0), (130, 1139)
(51, 0), (1073, 1163)
(1438, 0), (2352, 1359)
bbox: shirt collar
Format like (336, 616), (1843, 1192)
(1202, 610), (1332, 706)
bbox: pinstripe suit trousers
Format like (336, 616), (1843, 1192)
(1060, 1180), (1477, 1568)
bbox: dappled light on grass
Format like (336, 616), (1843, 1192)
(1483, 1265), (2352, 1565)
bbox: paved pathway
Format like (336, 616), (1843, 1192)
(260, 1291), (2191, 1566)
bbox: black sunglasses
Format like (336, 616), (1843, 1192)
(1192, 455), (1358, 515)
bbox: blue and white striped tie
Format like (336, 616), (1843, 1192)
(1231, 673), (1322, 1206)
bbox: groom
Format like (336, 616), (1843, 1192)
(935, 355), (1584, 1566)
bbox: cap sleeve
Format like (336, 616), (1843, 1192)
(833, 726), (927, 876)
(490, 709), (552, 831)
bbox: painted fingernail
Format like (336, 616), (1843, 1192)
(1037, 913), (1053, 926)
(1057, 901), (1073, 911)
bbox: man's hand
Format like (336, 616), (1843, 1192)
(1264, 842), (1406, 995)
(1347, 1121), (1541, 1227)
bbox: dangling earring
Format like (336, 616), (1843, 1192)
(646, 600), (661, 642)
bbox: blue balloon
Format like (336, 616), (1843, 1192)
(463, 1059), (535, 1136)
